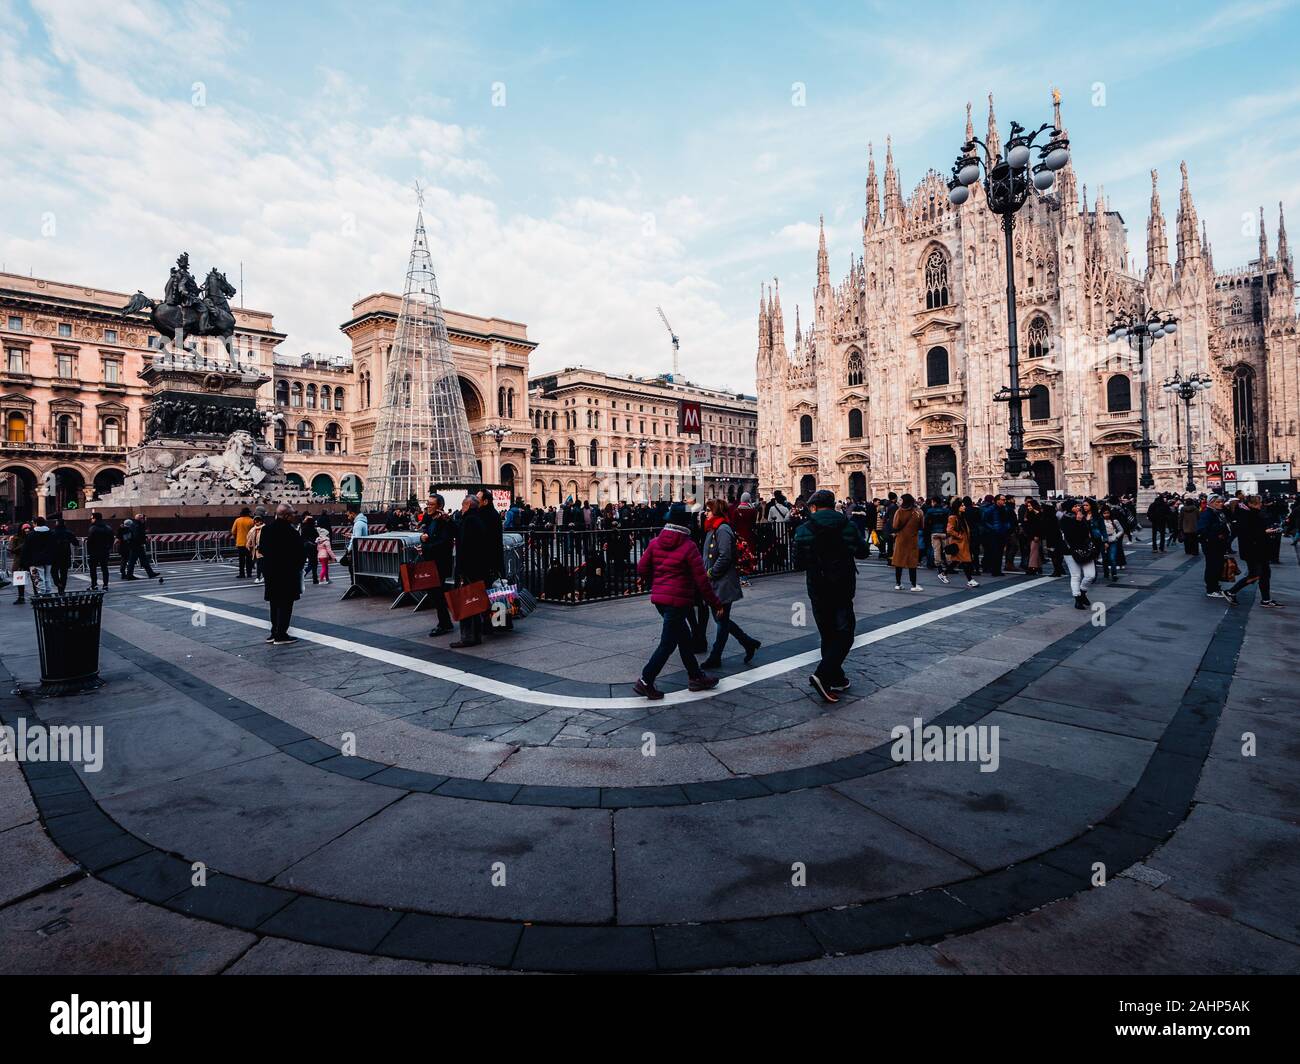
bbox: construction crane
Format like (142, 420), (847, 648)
(656, 305), (680, 380)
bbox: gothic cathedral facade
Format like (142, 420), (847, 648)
(756, 93), (1298, 503)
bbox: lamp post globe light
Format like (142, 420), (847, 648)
(948, 117), (1070, 491)
(1108, 309), (1178, 504)
(1162, 369), (1213, 492)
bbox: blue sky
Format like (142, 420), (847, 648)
(2, 0), (1298, 390)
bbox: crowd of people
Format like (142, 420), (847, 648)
(3, 511), (163, 603)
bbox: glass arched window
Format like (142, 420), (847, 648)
(296, 420), (314, 452)
(546, 439), (556, 461)
(507, 388), (515, 419)
(924, 249), (950, 309)
(498, 386), (507, 417)
(334, 387), (344, 411)
(275, 380), (289, 406)
(55, 413), (75, 444)
(5, 412), (25, 443)
(1106, 374), (1132, 412)
(531, 438), (540, 459)
(306, 384), (317, 409)
(848, 408), (864, 439)
(101, 417), (121, 448)
(799, 414), (813, 443)
(320, 385), (331, 409)
(589, 439), (598, 466)
(926, 346), (949, 387)
(324, 422), (341, 454)
(846, 351), (864, 387)
(1233, 364), (1257, 463)
(1028, 384), (1051, 421)
(290, 382), (303, 408)
(567, 439), (577, 464)
(273, 419), (286, 450)
(1026, 316), (1049, 359)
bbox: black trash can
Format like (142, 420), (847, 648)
(30, 589), (106, 694)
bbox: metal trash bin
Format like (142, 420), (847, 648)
(30, 590), (106, 694)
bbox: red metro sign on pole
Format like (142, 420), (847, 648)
(678, 400), (702, 435)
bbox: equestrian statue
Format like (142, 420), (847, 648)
(121, 252), (239, 356)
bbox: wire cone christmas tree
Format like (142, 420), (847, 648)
(364, 189), (480, 509)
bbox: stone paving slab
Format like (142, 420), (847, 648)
(485, 740), (734, 787)
(99, 753), (402, 882)
(995, 693), (1172, 741)
(0, 759), (40, 834)
(832, 754), (1129, 872)
(977, 709), (1155, 787)
(933, 877), (1300, 975)
(0, 820), (80, 906)
(0, 877), (255, 975)
(273, 793), (615, 923)
(223, 935), (514, 975)
(613, 787), (977, 924)
(705, 716), (889, 776)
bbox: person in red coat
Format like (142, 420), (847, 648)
(634, 516), (725, 699)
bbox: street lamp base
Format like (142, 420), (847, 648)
(1136, 486), (1161, 513)
(996, 470), (1039, 500)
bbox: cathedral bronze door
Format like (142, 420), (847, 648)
(848, 471), (866, 500)
(925, 445), (957, 500)
(799, 473), (817, 498)
(1030, 460), (1056, 496)
(1107, 455), (1137, 498)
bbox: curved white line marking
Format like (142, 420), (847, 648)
(142, 577), (1051, 709)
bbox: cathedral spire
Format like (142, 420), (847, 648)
(965, 101), (974, 143)
(865, 143), (880, 232)
(985, 93), (1000, 159)
(1174, 161), (1201, 271)
(1259, 205), (1269, 264)
(1050, 88), (1077, 218)
(883, 136), (903, 225)
(770, 278), (787, 362)
(1147, 169), (1170, 275)
(794, 304), (802, 346)
(1279, 201), (1290, 273)
(816, 215), (830, 288)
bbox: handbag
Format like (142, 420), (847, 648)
(400, 559), (442, 593)
(1070, 545), (1098, 565)
(12, 570), (26, 587)
(1221, 555), (1240, 582)
(446, 580), (489, 620)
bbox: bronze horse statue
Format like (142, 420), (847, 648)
(121, 267), (238, 355)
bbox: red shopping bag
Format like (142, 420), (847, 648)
(447, 580), (489, 620)
(400, 559), (442, 593)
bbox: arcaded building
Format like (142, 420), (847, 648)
(756, 93), (1298, 502)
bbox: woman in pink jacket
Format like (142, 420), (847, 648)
(634, 509), (725, 700)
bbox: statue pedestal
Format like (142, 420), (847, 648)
(996, 473), (1039, 501)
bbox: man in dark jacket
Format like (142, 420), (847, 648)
(123, 513), (160, 581)
(1197, 495), (1233, 598)
(260, 503), (306, 644)
(85, 512), (114, 589)
(22, 517), (55, 595)
(450, 496), (495, 648)
(50, 518), (78, 593)
(979, 495), (1011, 577)
(793, 490), (869, 702)
(418, 494), (456, 637)
(1224, 495), (1282, 608)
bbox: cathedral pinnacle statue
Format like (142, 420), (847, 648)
(120, 252), (239, 356)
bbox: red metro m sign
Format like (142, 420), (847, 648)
(678, 400), (702, 435)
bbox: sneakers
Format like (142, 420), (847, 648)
(966, 579), (980, 588)
(809, 674), (840, 702)
(271, 636), (298, 646)
(687, 674), (718, 691)
(1223, 590), (1239, 606)
(936, 571), (950, 584)
(429, 625), (454, 637)
(1261, 599), (1284, 609)
(1205, 591), (1225, 599)
(909, 585), (923, 592)
(894, 583), (902, 591)
(634, 677), (664, 700)
(829, 678), (852, 692)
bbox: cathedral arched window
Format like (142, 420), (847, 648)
(926, 346), (949, 387)
(1233, 364), (1258, 463)
(1028, 384), (1051, 421)
(845, 351), (864, 387)
(589, 439), (599, 466)
(1230, 296), (1243, 317)
(924, 249), (950, 309)
(1106, 374), (1131, 412)
(847, 408), (863, 439)
(799, 414), (813, 444)
(1026, 316), (1050, 359)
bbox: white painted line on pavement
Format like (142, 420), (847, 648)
(143, 576), (1051, 709)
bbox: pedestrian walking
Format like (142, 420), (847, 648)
(23, 517), (54, 595)
(299, 514), (319, 585)
(1224, 495), (1283, 608)
(700, 499), (761, 669)
(890, 493), (924, 591)
(1198, 494), (1233, 598)
(232, 507), (255, 577)
(936, 498), (980, 587)
(633, 511), (724, 700)
(315, 527), (337, 584)
(1061, 501), (1099, 609)
(1181, 497), (1200, 555)
(50, 517), (76, 593)
(260, 503), (306, 644)
(246, 514), (265, 583)
(123, 514), (161, 581)
(9, 524), (30, 604)
(85, 511), (113, 590)
(794, 489), (869, 702)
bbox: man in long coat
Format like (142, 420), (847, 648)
(260, 503), (306, 644)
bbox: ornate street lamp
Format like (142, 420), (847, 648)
(1161, 370), (1213, 492)
(949, 118), (1070, 479)
(1108, 309), (1178, 492)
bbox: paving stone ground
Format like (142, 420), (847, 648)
(1, 542), (1297, 974)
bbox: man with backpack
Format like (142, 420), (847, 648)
(793, 489), (869, 702)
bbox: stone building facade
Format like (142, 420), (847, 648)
(757, 93), (1298, 503)
(0, 270), (284, 523)
(527, 368), (757, 506)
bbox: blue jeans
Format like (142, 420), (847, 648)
(642, 604), (703, 684)
(710, 603), (754, 658)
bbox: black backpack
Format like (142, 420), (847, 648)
(805, 519), (856, 599)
